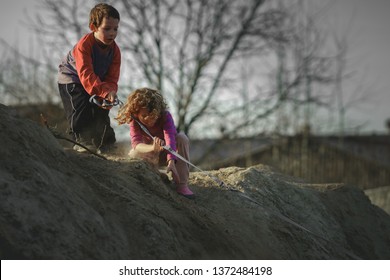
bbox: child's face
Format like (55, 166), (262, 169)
(136, 107), (159, 127)
(92, 16), (119, 46)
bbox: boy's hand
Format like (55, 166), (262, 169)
(106, 91), (117, 102)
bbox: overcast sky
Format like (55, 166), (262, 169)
(0, 0), (35, 45)
(1, 0), (389, 134)
(320, 0), (390, 133)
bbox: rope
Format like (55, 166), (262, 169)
(230, 188), (361, 259)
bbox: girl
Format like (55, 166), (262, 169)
(116, 88), (194, 198)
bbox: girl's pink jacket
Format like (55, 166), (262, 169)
(130, 111), (178, 162)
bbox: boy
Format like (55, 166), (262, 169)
(58, 3), (121, 153)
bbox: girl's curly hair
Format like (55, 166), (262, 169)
(116, 88), (167, 125)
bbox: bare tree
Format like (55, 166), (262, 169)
(4, 0), (358, 139)
(0, 38), (58, 105)
(12, 0), (288, 136)
(266, 0), (340, 135)
(113, 0), (289, 135)
(26, 0), (91, 57)
(329, 4), (373, 137)
(0, 0), (80, 105)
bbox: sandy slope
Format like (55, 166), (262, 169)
(1, 104), (390, 259)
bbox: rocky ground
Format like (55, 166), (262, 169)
(1, 103), (390, 259)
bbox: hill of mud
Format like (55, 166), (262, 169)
(1, 104), (390, 259)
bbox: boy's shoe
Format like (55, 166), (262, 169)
(73, 143), (96, 153)
(97, 144), (116, 155)
(176, 185), (195, 199)
(74, 131), (96, 153)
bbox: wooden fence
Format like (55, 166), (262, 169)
(211, 136), (390, 190)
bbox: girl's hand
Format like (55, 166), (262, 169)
(153, 137), (165, 152)
(167, 159), (179, 184)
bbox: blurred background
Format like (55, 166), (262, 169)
(1, 0), (389, 192)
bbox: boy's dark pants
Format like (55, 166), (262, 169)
(58, 83), (116, 147)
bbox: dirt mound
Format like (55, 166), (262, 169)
(365, 186), (390, 215)
(1, 103), (390, 259)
